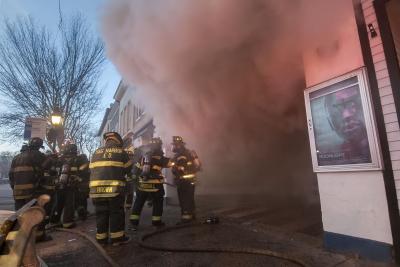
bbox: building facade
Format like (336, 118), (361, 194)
(303, 0), (400, 262)
(113, 81), (155, 149)
(97, 101), (120, 145)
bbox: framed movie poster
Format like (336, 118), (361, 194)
(304, 68), (382, 172)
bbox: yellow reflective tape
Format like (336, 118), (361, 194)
(95, 187), (114, 193)
(177, 156), (187, 161)
(130, 214), (140, 220)
(70, 167), (78, 171)
(42, 185), (56, 190)
(110, 231), (124, 239)
(182, 214), (193, 219)
(124, 160), (133, 168)
(79, 163), (89, 171)
(138, 187), (159, 192)
(14, 195), (33, 200)
(63, 222), (75, 228)
(90, 193), (119, 198)
(140, 179), (164, 184)
(152, 216), (161, 221)
(96, 233), (108, 240)
(14, 184), (34, 190)
(6, 231), (18, 241)
(89, 161), (125, 169)
(182, 174), (196, 179)
(13, 166), (34, 172)
(152, 165), (162, 171)
(89, 180), (125, 187)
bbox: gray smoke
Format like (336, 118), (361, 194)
(100, 0), (352, 200)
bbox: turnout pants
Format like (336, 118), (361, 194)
(177, 179), (196, 221)
(75, 189), (89, 220)
(92, 195), (125, 243)
(130, 185), (164, 225)
(51, 187), (75, 228)
(14, 198), (31, 211)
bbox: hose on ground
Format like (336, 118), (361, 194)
(138, 222), (309, 267)
(54, 228), (120, 267)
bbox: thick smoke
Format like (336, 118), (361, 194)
(101, 0), (352, 201)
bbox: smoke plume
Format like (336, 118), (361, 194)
(100, 0), (352, 201)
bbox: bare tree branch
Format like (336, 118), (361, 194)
(0, 15), (104, 146)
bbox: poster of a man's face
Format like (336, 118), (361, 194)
(310, 77), (372, 166)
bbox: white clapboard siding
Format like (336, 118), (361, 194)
(386, 1), (400, 68)
(362, 0), (400, 211)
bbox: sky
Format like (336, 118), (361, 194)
(0, 0), (120, 152)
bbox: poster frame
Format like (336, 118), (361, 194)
(304, 67), (382, 172)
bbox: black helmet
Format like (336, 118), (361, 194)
(172, 136), (185, 145)
(29, 137), (44, 150)
(64, 143), (78, 155)
(172, 136), (185, 153)
(149, 137), (162, 151)
(20, 144), (29, 152)
(150, 137), (162, 145)
(103, 132), (123, 146)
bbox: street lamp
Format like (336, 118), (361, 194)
(48, 107), (64, 152)
(51, 109), (63, 126)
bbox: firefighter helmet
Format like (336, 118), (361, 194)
(20, 144), (29, 152)
(63, 143), (78, 155)
(172, 136), (185, 145)
(172, 136), (185, 153)
(29, 137), (44, 149)
(149, 137), (162, 151)
(103, 132), (123, 146)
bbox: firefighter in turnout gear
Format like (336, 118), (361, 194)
(89, 132), (132, 246)
(171, 136), (201, 223)
(9, 138), (46, 210)
(130, 137), (170, 229)
(52, 143), (87, 228)
(39, 151), (59, 224)
(75, 153), (90, 220)
(9, 138), (50, 241)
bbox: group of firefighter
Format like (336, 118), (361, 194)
(8, 132), (201, 246)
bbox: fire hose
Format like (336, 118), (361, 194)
(54, 221), (308, 267)
(138, 222), (309, 267)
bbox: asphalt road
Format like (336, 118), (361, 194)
(0, 182), (14, 211)
(0, 183), (393, 266)
(36, 194), (393, 267)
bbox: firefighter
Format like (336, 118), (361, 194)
(89, 132), (132, 246)
(9, 138), (45, 210)
(52, 143), (86, 228)
(130, 137), (170, 230)
(171, 136), (201, 223)
(75, 153), (90, 220)
(124, 146), (135, 210)
(39, 151), (59, 224)
(9, 138), (50, 241)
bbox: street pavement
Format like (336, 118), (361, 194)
(0, 182), (14, 211)
(34, 194), (395, 267)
